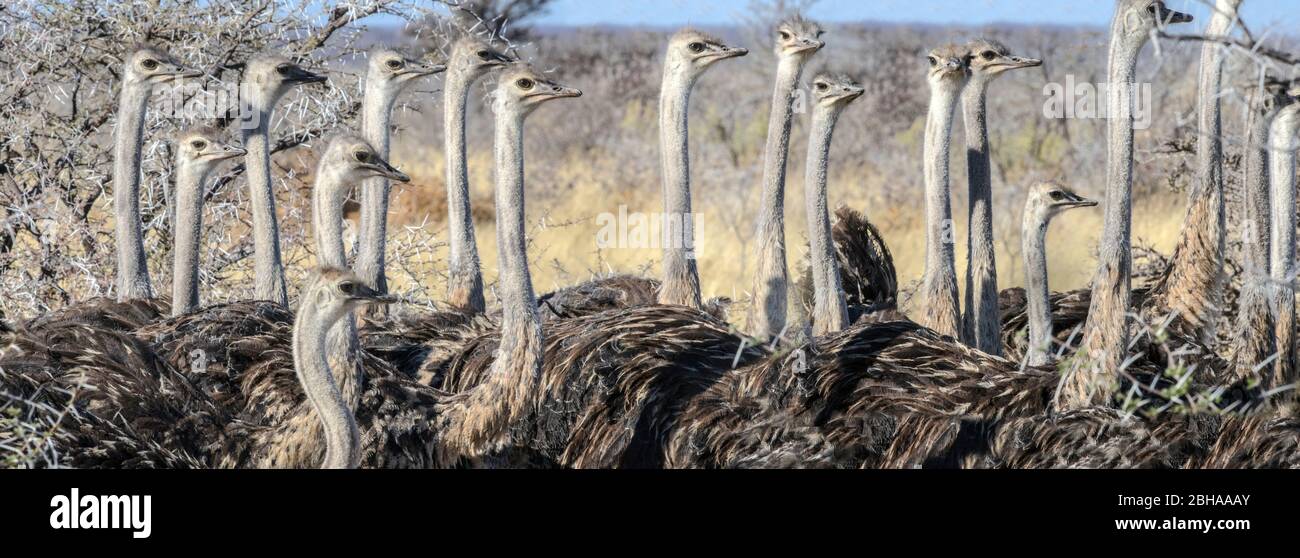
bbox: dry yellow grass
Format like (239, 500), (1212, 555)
(384, 136), (1188, 314)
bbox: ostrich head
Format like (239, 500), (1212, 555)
(1026, 181), (1097, 223)
(123, 45), (200, 88)
(966, 38), (1041, 81)
(243, 54), (327, 105)
(176, 126), (246, 173)
(304, 267), (396, 325)
(926, 44), (970, 90)
(367, 48), (445, 96)
(774, 14), (824, 58)
(666, 30), (748, 78)
(809, 73), (863, 110)
(1114, 0), (1193, 41)
(448, 36), (514, 79)
(493, 64), (582, 118)
(316, 133), (411, 187)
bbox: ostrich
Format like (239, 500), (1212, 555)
(354, 49), (445, 318)
(535, 29), (748, 323)
(170, 127), (247, 316)
(356, 40), (510, 378)
(1268, 93), (1300, 387)
(657, 29), (749, 310)
(1020, 182), (1097, 367)
(239, 55), (326, 307)
(14, 47), (195, 339)
(1144, 0), (1241, 346)
(442, 36), (512, 314)
(1061, 0), (1193, 409)
(802, 74), (864, 336)
(434, 63), (582, 458)
(114, 45), (201, 302)
(132, 109), (571, 468)
(960, 38), (1041, 354)
(747, 15), (824, 341)
(1230, 76), (1295, 381)
(291, 268), (394, 468)
(917, 44), (969, 339)
(311, 134), (410, 410)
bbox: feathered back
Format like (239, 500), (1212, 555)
(798, 206), (898, 321)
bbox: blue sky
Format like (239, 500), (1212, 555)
(533, 0), (1295, 29)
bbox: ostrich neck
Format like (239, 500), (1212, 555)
(312, 168), (363, 410)
(658, 63), (702, 308)
(292, 304), (359, 469)
(748, 55), (807, 340)
(1160, 1), (1237, 343)
(170, 162), (214, 316)
(1066, 29), (1146, 409)
(439, 110), (542, 462)
(1243, 101), (1280, 277)
(920, 84), (962, 338)
(114, 83), (154, 301)
(961, 78), (1001, 354)
(1232, 98), (1280, 380)
(1268, 109), (1299, 384)
(355, 82), (398, 306)
(241, 90), (288, 307)
(444, 69), (487, 313)
(1023, 208), (1052, 367)
(805, 105), (848, 336)
(313, 172), (349, 269)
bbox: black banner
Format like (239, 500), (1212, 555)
(1, 470), (1283, 549)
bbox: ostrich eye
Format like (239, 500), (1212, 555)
(276, 64), (292, 76)
(338, 281), (356, 295)
(191, 140), (206, 150)
(477, 50), (490, 60)
(687, 42), (705, 54)
(1049, 191), (1065, 201)
(981, 50), (997, 61)
(354, 151), (370, 163)
(815, 82), (829, 91)
(779, 31), (791, 41)
(516, 78), (534, 90)
(386, 59), (403, 70)
(928, 56), (938, 67)
(141, 59), (159, 71)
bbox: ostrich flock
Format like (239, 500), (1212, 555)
(3, 0), (1300, 469)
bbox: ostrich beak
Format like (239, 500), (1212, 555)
(285, 65), (328, 85)
(1007, 56), (1043, 69)
(709, 46), (749, 61)
(1061, 193), (1098, 208)
(366, 155), (410, 183)
(348, 283), (399, 305)
(409, 59), (447, 77)
(828, 84), (864, 104)
(549, 85), (583, 99)
(213, 144), (248, 160)
(173, 67), (204, 80)
(795, 38), (825, 53)
(487, 51), (515, 67)
(1157, 5), (1194, 25)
